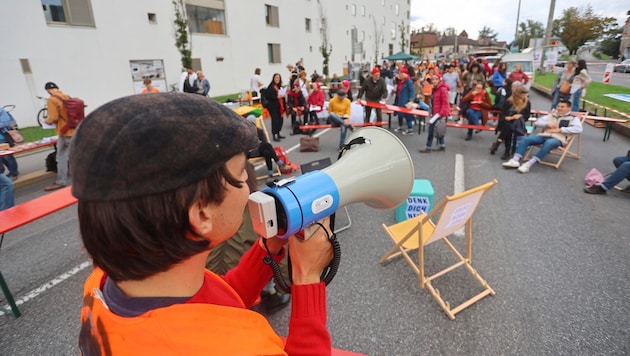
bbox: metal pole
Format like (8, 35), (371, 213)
(539, 0), (556, 75)
(514, 0), (522, 43)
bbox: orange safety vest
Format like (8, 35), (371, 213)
(79, 268), (286, 355)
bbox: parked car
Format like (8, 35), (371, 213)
(614, 59), (630, 73)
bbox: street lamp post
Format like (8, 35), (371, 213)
(539, 0), (556, 75)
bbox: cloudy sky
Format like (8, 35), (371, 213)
(410, 1), (628, 43)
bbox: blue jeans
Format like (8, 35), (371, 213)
(397, 112), (414, 129)
(515, 135), (562, 161)
(602, 156), (630, 190)
(0, 155), (19, 176)
(570, 89), (582, 112)
(425, 120), (445, 149)
(465, 108), (482, 136)
(0, 173), (14, 211)
(328, 113), (350, 146)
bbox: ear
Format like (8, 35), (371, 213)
(188, 201), (214, 237)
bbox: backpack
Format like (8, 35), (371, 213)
(259, 88), (270, 108)
(46, 151), (58, 172)
(53, 94), (85, 134)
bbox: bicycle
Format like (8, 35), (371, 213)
(36, 96), (48, 127)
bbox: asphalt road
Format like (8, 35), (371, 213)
(1, 91), (629, 355)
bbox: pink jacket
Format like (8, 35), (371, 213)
(433, 81), (450, 117)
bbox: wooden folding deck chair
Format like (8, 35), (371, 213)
(523, 114), (585, 169)
(380, 180), (497, 320)
(248, 116), (282, 180)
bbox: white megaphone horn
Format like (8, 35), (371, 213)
(248, 127), (414, 239)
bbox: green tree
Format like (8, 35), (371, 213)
(552, 5), (617, 55)
(516, 19), (545, 49)
(318, 3), (332, 77)
(598, 26), (622, 59)
(173, 0), (192, 69)
(399, 20), (408, 52)
(373, 17), (383, 63)
(478, 25), (498, 41)
(444, 27), (457, 37)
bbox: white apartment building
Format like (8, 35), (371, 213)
(0, 0), (410, 127)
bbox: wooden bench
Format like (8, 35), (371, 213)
(446, 123), (496, 132)
(0, 138), (57, 158)
(0, 186), (77, 318)
(298, 121), (388, 130)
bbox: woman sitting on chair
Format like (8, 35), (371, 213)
(490, 85), (530, 160)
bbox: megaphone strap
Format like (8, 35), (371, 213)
(261, 220), (341, 294)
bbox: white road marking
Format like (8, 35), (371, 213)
(0, 261), (90, 317)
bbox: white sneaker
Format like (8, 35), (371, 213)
(517, 163), (531, 173)
(502, 159), (520, 168)
(402, 129), (414, 135)
(393, 127), (401, 132)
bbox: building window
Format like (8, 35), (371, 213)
(391, 22), (396, 40)
(147, 13), (157, 24)
(395, 4), (399, 15)
(360, 30), (365, 42)
(187, 1), (226, 34)
(381, 0), (385, 5)
(265, 4), (279, 27)
(361, 5), (365, 16)
(268, 43), (281, 63)
(40, 0), (95, 27)
(305, 18), (311, 32)
(382, 16), (385, 25)
(351, 4), (356, 16)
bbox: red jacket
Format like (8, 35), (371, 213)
(307, 89), (325, 112)
(508, 70), (529, 85)
(432, 81), (450, 117)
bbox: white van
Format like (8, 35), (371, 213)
(502, 52), (534, 89)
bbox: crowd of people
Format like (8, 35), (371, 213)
(0, 54), (626, 355)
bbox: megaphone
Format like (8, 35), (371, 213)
(248, 127), (414, 239)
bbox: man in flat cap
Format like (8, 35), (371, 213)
(72, 94), (333, 355)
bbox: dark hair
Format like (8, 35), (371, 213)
(268, 73), (283, 88)
(575, 60), (587, 75)
(559, 98), (572, 107)
(498, 62), (507, 74)
(78, 164), (243, 282)
(255, 68), (261, 75)
(470, 63), (480, 71)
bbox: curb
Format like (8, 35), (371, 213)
(530, 83), (630, 139)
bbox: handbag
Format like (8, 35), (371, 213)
(584, 168), (605, 188)
(559, 80), (571, 95)
(434, 118), (446, 139)
(2, 129), (23, 147)
(7, 130), (24, 144)
(299, 136), (319, 152)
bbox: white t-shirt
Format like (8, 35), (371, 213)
(442, 72), (459, 93)
(250, 74), (262, 92)
(178, 71), (198, 93)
